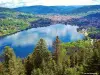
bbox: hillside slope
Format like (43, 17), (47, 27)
(13, 5), (79, 14)
(68, 5), (100, 15)
(0, 7), (38, 37)
(13, 5), (100, 15)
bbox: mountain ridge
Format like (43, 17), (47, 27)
(13, 5), (100, 15)
(13, 5), (79, 14)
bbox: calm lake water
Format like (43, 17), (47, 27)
(0, 24), (84, 57)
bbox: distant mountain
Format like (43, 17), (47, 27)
(0, 7), (14, 12)
(13, 5), (100, 15)
(0, 7), (15, 18)
(13, 5), (79, 14)
(68, 5), (100, 15)
(0, 7), (38, 19)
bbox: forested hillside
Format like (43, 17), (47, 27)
(0, 7), (39, 37)
(13, 5), (79, 14)
(13, 5), (100, 16)
(68, 5), (100, 16)
(0, 36), (100, 75)
(66, 12), (100, 39)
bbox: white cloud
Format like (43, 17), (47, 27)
(0, 0), (100, 8)
(43, 0), (98, 6)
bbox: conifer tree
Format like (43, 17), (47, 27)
(53, 36), (61, 64)
(17, 58), (26, 75)
(3, 46), (26, 75)
(3, 46), (18, 75)
(32, 38), (51, 68)
(0, 62), (4, 75)
(25, 54), (33, 75)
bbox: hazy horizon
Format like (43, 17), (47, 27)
(0, 0), (100, 8)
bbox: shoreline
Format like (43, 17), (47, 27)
(0, 27), (30, 39)
(0, 23), (82, 39)
(0, 24), (52, 39)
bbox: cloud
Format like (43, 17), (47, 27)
(43, 0), (99, 6)
(0, 0), (100, 8)
(0, 0), (24, 8)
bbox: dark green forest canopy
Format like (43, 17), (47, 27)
(0, 37), (100, 75)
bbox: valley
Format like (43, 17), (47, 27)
(0, 4), (100, 75)
(0, 5), (100, 39)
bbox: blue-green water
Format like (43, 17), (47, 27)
(0, 24), (84, 57)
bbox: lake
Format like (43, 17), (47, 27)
(0, 24), (84, 58)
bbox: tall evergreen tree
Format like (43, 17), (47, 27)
(53, 36), (61, 64)
(32, 38), (51, 68)
(25, 54), (33, 75)
(0, 62), (4, 75)
(17, 58), (26, 75)
(25, 39), (51, 75)
(3, 46), (26, 75)
(3, 46), (18, 75)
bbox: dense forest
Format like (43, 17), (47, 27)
(0, 36), (100, 75)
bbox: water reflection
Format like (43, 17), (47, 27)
(0, 24), (84, 57)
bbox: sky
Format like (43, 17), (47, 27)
(0, 0), (100, 8)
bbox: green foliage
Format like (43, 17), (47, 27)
(84, 40), (100, 74)
(62, 40), (93, 66)
(3, 46), (26, 75)
(25, 54), (33, 75)
(32, 38), (51, 68)
(53, 36), (62, 64)
(31, 68), (42, 75)
(0, 18), (29, 36)
(3, 46), (18, 75)
(17, 58), (26, 75)
(0, 8), (38, 37)
(1, 37), (100, 75)
(25, 38), (51, 75)
(0, 62), (4, 75)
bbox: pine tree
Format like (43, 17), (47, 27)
(17, 58), (26, 75)
(53, 36), (61, 64)
(32, 38), (51, 68)
(3, 46), (26, 75)
(25, 54), (33, 75)
(3, 46), (18, 75)
(0, 62), (4, 75)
